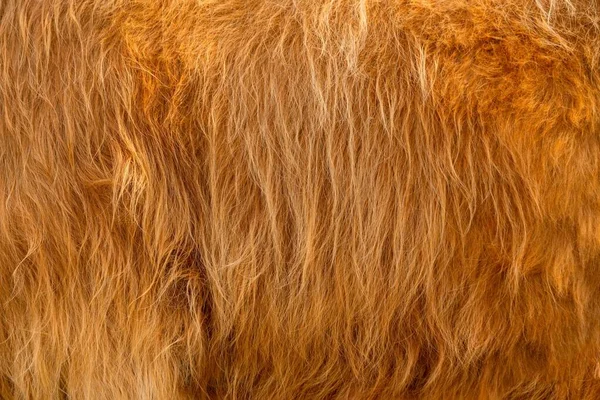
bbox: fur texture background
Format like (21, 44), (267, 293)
(1, 0), (600, 398)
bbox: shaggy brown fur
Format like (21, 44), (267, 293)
(1, 0), (600, 398)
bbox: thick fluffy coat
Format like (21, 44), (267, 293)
(1, 0), (600, 398)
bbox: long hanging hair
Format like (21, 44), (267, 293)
(1, 0), (600, 398)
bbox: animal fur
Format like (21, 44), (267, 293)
(1, 0), (600, 398)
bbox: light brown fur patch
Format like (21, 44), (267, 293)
(1, 0), (600, 398)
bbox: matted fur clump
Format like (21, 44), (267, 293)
(1, 0), (600, 398)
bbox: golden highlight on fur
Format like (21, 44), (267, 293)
(1, 0), (600, 398)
